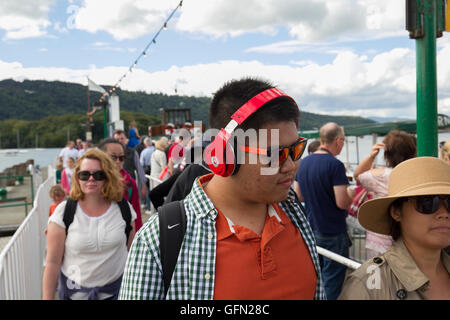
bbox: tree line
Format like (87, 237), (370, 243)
(0, 79), (375, 148)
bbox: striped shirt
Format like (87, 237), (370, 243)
(119, 174), (326, 300)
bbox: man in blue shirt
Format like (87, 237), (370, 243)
(295, 122), (355, 300)
(140, 137), (155, 171)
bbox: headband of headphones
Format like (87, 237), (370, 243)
(204, 87), (297, 176)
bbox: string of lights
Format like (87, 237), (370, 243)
(98, 0), (184, 104)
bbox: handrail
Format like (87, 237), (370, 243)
(316, 246), (361, 270)
(0, 167), (54, 299)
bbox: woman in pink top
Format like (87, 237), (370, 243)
(353, 130), (416, 258)
(60, 157), (75, 194)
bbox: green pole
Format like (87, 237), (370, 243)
(415, 0), (438, 157)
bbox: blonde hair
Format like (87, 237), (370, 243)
(440, 140), (450, 163)
(56, 160), (63, 171)
(69, 149), (124, 202)
(155, 137), (168, 151)
(49, 184), (66, 200)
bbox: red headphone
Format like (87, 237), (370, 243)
(203, 88), (296, 177)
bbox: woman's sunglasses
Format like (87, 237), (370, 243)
(239, 136), (308, 165)
(408, 195), (450, 214)
(77, 170), (107, 181)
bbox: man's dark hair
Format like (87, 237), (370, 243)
(98, 138), (125, 153)
(209, 77), (300, 131)
(113, 129), (126, 137)
(308, 140), (321, 154)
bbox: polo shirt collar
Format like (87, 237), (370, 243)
(216, 204), (287, 241)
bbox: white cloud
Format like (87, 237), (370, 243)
(2, 42), (450, 119)
(72, 0), (180, 40)
(0, 0), (55, 39)
(177, 0), (406, 42)
(63, 0), (407, 42)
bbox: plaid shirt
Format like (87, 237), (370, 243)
(119, 174), (326, 300)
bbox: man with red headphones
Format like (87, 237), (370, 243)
(120, 78), (326, 300)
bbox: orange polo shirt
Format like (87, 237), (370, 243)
(213, 203), (317, 300)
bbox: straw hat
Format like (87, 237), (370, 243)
(358, 157), (450, 235)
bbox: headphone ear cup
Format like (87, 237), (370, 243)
(203, 139), (236, 177)
(204, 140), (225, 176)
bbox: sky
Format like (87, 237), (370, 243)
(1, 0), (450, 120)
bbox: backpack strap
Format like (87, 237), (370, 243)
(117, 198), (132, 242)
(63, 197), (132, 242)
(158, 200), (186, 298)
(63, 198), (78, 236)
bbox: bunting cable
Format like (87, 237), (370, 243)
(97, 0), (184, 104)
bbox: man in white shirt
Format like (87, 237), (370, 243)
(58, 140), (79, 168)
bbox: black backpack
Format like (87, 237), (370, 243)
(157, 200), (187, 298)
(63, 198), (132, 241)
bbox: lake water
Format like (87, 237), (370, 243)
(0, 148), (61, 172)
(1, 132), (450, 173)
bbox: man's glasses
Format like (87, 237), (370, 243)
(239, 136), (308, 165)
(408, 195), (450, 214)
(77, 170), (107, 181)
(110, 154), (125, 162)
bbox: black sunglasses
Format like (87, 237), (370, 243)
(77, 170), (107, 181)
(110, 154), (125, 162)
(408, 195), (450, 214)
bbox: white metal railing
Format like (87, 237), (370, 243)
(0, 169), (54, 300)
(316, 246), (362, 270)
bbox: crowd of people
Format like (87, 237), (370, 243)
(42, 77), (449, 301)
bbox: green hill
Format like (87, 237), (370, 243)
(0, 79), (375, 148)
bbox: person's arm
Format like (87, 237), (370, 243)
(130, 180), (143, 231)
(167, 157), (174, 176)
(293, 181), (304, 203)
(42, 222), (66, 300)
(354, 142), (385, 183)
(139, 150), (146, 167)
(133, 150), (147, 198)
(334, 185), (354, 210)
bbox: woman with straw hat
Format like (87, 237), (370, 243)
(340, 157), (450, 300)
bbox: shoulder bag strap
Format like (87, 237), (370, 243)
(158, 200), (186, 298)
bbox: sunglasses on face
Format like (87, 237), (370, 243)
(408, 195), (450, 214)
(77, 170), (107, 181)
(110, 154), (125, 162)
(239, 136), (308, 165)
